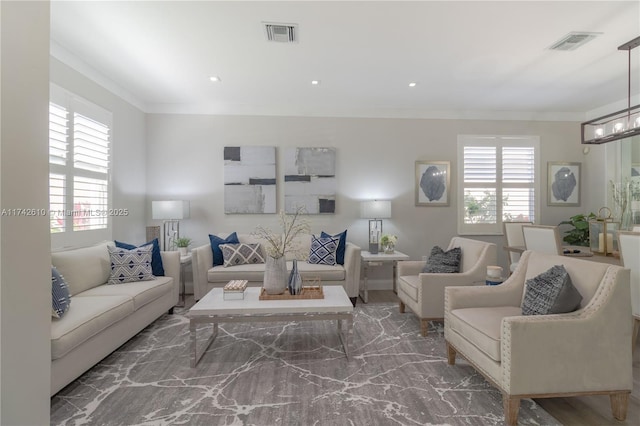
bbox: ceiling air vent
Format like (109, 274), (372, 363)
(548, 32), (601, 51)
(263, 22), (298, 43)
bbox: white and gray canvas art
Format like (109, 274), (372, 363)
(284, 147), (336, 214)
(224, 146), (276, 214)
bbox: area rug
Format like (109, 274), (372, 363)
(51, 303), (559, 425)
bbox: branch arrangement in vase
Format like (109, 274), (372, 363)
(253, 206), (311, 259)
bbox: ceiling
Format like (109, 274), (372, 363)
(50, 1), (640, 120)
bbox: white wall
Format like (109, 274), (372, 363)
(50, 58), (147, 246)
(0, 1), (51, 424)
(147, 114), (598, 283)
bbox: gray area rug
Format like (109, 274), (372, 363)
(51, 303), (560, 425)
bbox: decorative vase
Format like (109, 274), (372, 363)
(263, 256), (287, 295)
(383, 242), (395, 254)
(288, 259), (303, 295)
(178, 247), (188, 256)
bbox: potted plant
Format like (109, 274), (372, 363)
(175, 237), (192, 256)
(380, 234), (398, 254)
(558, 213), (596, 246)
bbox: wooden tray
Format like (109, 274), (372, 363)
(259, 285), (324, 300)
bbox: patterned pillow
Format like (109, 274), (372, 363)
(522, 265), (583, 315)
(209, 232), (239, 266)
(52, 266), (71, 319)
(422, 246), (461, 273)
(115, 238), (164, 276)
(308, 235), (340, 266)
(320, 230), (347, 265)
(107, 245), (154, 285)
(220, 243), (265, 267)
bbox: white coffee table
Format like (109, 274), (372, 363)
(187, 286), (354, 367)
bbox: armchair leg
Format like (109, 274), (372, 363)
(399, 301), (405, 313)
(610, 392), (629, 421)
(502, 394), (520, 426)
(420, 319), (429, 337)
(446, 341), (456, 365)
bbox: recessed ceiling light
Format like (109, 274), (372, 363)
(409, 82), (418, 87)
(311, 80), (320, 85)
(209, 76), (221, 82)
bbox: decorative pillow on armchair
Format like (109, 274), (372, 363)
(522, 264), (583, 315)
(422, 246), (461, 273)
(107, 245), (154, 285)
(220, 243), (265, 267)
(308, 235), (340, 266)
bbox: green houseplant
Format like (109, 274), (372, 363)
(558, 213), (596, 246)
(175, 237), (192, 255)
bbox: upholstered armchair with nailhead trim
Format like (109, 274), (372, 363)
(444, 250), (632, 426)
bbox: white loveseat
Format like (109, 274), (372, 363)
(192, 233), (361, 303)
(50, 242), (180, 396)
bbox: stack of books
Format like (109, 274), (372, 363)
(223, 280), (248, 300)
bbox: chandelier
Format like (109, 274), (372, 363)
(581, 36), (640, 144)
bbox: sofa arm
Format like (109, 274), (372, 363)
(191, 244), (213, 301)
(502, 266), (632, 395)
(160, 251), (180, 305)
(398, 261), (426, 277)
(343, 242), (361, 298)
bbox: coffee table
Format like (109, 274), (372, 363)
(188, 286), (354, 367)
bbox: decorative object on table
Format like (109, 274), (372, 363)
(588, 207), (620, 256)
(223, 279), (248, 300)
(152, 200), (190, 251)
(415, 161), (450, 206)
(380, 234), (397, 254)
(360, 200), (391, 254)
(547, 162), (580, 206)
(581, 36), (640, 145)
(224, 146), (276, 214)
(253, 207), (311, 294)
(485, 265), (503, 286)
(610, 179), (640, 230)
(175, 237), (192, 256)
(559, 212), (596, 246)
(283, 147), (336, 214)
(258, 284), (324, 300)
(287, 258), (303, 295)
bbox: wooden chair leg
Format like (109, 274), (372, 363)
(503, 394), (520, 426)
(446, 341), (456, 365)
(420, 319), (429, 337)
(399, 301), (405, 313)
(610, 392), (629, 421)
(632, 316), (640, 355)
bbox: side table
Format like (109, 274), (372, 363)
(360, 250), (410, 303)
(178, 254), (192, 307)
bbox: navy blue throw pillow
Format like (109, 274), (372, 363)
(209, 232), (239, 266)
(321, 230), (347, 265)
(115, 238), (164, 276)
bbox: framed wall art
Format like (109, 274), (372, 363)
(284, 147), (336, 214)
(224, 146), (276, 214)
(547, 162), (580, 206)
(415, 161), (450, 206)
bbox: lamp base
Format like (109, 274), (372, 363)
(369, 243), (379, 254)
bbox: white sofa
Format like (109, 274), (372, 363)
(192, 233), (361, 304)
(50, 242), (180, 396)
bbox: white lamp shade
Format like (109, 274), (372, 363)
(152, 200), (190, 220)
(360, 200), (391, 219)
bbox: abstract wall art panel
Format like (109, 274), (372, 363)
(224, 146), (276, 214)
(284, 147), (336, 214)
(415, 161), (450, 206)
(547, 162), (580, 206)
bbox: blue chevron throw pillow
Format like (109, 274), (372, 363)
(108, 244), (154, 285)
(308, 235), (340, 266)
(52, 266), (71, 318)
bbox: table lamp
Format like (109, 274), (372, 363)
(152, 200), (190, 251)
(360, 200), (391, 254)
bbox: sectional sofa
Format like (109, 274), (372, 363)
(192, 233), (361, 304)
(50, 242), (180, 396)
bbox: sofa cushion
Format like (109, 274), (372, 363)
(321, 230), (347, 265)
(50, 295), (133, 360)
(107, 245), (154, 285)
(209, 232), (239, 266)
(220, 243), (265, 267)
(206, 261), (345, 283)
(115, 238), (164, 276)
(423, 246), (461, 273)
(309, 235), (339, 265)
(398, 275), (420, 303)
(295, 261), (345, 281)
(77, 276), (173, 311)
(522, 264), (583, 315)
(52, 266), (71, 318)
(449, 306), (522, 362)
(51, 242), (111, 295)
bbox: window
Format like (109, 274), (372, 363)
(457, 135), (539, 235)
(49, 85), (112, 246)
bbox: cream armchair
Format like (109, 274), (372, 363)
(444, 250), (632, 426)
(397, 237), (497, 336)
